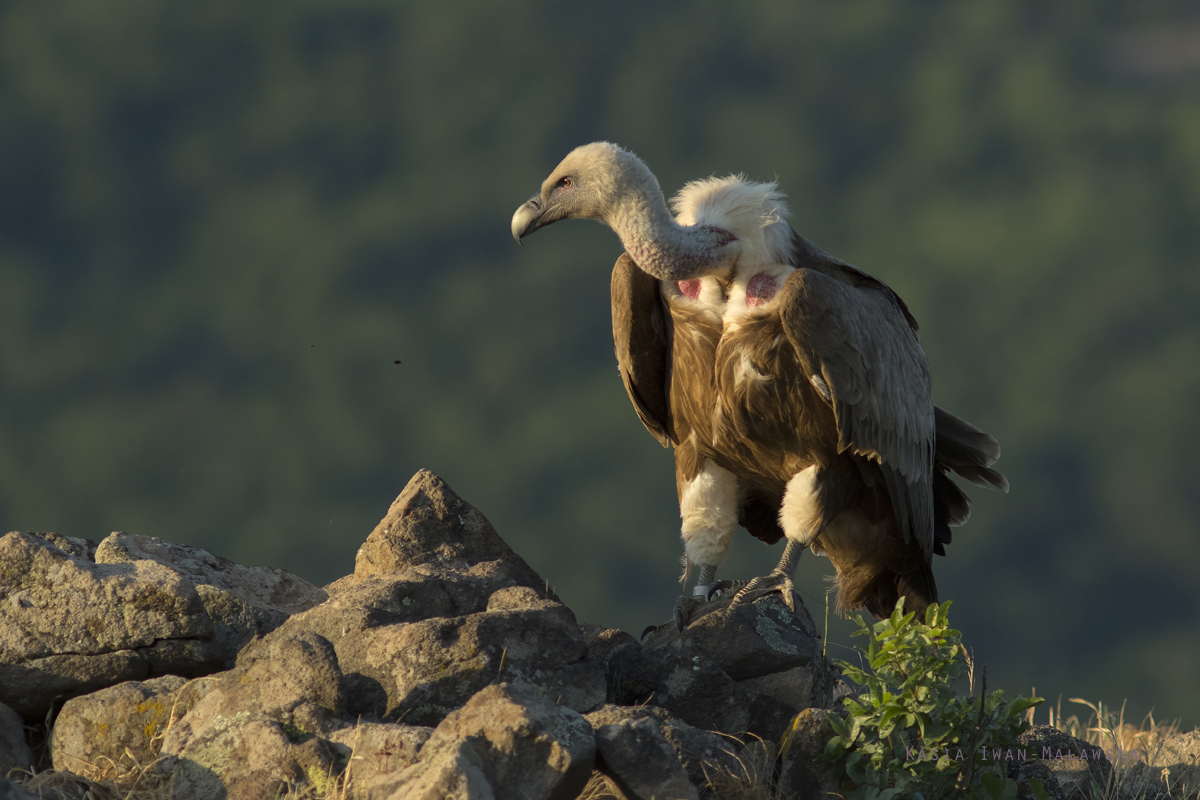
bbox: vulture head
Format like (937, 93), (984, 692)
(511, 142), (659, 241)
(511, 142), (741, 281)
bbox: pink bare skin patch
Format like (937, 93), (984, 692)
(678, 279), (702, 299)
(746, 273), (778, 307)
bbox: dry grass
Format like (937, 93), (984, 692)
(12, 764), (169, 800)
(1045, 696), (1200, 800)
(6, 697), (359, 800)
(703, 735), (779, 800)
(576, 734), (784, 800)
(576, 771), (626, 800)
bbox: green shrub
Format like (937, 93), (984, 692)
(825, 600), (1045, 800)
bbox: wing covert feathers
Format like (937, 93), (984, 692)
(778, 266), (937, 556)
(612, 255), (674, 447)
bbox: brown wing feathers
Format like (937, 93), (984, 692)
(611, 254), (674, 447)
(778, 266), (937, 557)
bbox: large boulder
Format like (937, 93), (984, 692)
(642, 591), (822, 682)
(353, 469), (547, 592)
(1150, 728), (1200, 790)
(158, 630), (348, 800)
(0, 528), (328, 722)
(96, 532), (327, 668)
(279, 571), (606, 726)
(0, 532), (223, 719)
(585, 705), (742, 800)
(328, 722), (432, 790)
(777, 708), (843, 800)
(50, 675), (188, 776)
(273, 472), (606, 725)
(364, 682), (596, 800)
(1011, 726), (1114, 798)
(589, 603), (802, 741)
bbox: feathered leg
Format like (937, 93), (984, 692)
(669, 562), (718, 629)
(707, 465), (825, 613)
(641, 463), (738, 639)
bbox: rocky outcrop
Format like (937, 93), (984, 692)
(266, 471), (608, 727)
(1, 468), (1144, 800)
(0, 526), (326, 721)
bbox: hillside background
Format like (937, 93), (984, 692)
(2, 2), (1198, 727)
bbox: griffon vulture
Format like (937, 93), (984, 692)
(511, 142), (1006, 629)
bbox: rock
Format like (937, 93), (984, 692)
(329, 722), (432, 789)
(581, 626), (643, 706)
(24, 533), (94, 561)
(589, 709), (699, 800)
(1011, 725), (1113, 796)
(96, 532), (327, 668)
(0, 532), (223, 719)
(581, 625), (639, 664)
(643, 593), (822, 682)
(13, 769), (127, 800)
(50, 674), (187, 775)
(1151, 729), (1200, 767)
(273, 479), (605, 725)
(353, 469), (547, 593)
(169, 720), (341, 800)
(1112, 762), (1173, 800)
(777, 708), (843, 800)
(287, 575), (603, 726)
(585, 705), (742, 800)
(159, 630), (348, 800)
(366, 682), (595, 800)
(1146, 729), (1200, 796)
(598, 629), (796, 740)
(1013, 760), (1069, 800)
(346, 597), (604, 726)
(596, 594), (822, 739)
(739, 664), (818, 713)
(0, 701), (33, 774)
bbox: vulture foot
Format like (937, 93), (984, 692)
(638, 593), (713, 641)
(707, 539), (805, 612)
(723, 571), (800, 613)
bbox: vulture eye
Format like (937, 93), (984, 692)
(559, 177), (572, 190)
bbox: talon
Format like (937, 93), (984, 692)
(705, 579), (747, 602)
(724, 571), (799, 613)
(641, 622), (671, 641)
(730, 577), (763, 607)
(673, 595), (698, 631)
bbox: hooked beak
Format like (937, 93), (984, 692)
(511, 192), (547, 244)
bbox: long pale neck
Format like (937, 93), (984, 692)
(606, 183), (730, 282)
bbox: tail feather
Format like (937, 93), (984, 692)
(935, 406), (1010, 493)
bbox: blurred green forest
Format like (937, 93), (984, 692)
(2, 1), (1199, 726)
